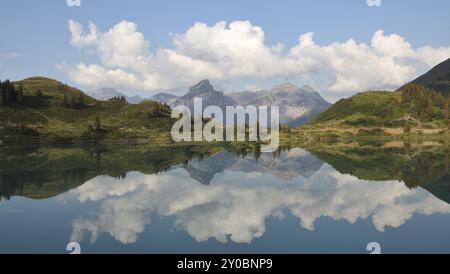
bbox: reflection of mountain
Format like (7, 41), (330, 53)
(4, 142), (450, 207)
(4, 143), (450, 246)
(184, 151), (236, 185)
(183, 147), (324, 184)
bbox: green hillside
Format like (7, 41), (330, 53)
(0, 77), (173, 144)
(306, 84), (450, 131)
(304, 58), (450, 133)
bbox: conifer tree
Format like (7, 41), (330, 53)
(79, 94), (85, 106)
(62, 92), (69, 107)
(17, 84), (24, 104)
(445, 99), (450, 121)
(94, 116), (102, 131)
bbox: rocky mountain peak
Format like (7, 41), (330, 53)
(300, 85), (316, 93)
(271, 83), (300, 92)
(188, 79), (215, 95)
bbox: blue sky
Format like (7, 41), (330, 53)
(1, 0), (450, 100)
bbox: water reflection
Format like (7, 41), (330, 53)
(2, 144), (450, 251)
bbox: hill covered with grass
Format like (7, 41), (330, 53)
(307, 85), (449, 130)
(305, 84), (450, 134)
(0, 77), (173, 144)
(304, 58), (450, 134)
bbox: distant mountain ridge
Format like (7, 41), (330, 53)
(166, 80), (330, 127)
(88, 88), (144, 104)
(151, 93), (178, 105)
(230, 83), (331, 127)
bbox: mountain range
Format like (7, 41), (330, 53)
(2, 57), (450, 145)
(151, 80), (331, 127)
(151, 92), (178, 105)
(230, 83), (331, 126)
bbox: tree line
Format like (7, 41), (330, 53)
(60, 92), (87, 109)
(401, 83), (450, 120)
(0, 79), (24, 105)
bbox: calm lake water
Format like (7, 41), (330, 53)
(1, 144), (450, 254)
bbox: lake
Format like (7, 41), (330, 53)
(1, 143), (450, 254)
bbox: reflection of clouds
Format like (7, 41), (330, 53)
(62, 166), (450, 245)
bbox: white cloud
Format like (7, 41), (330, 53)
(64, 20), (450, 98)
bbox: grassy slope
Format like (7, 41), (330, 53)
(304, 90), (448, 130)
(0, 77), (173, 144)
(307, 91), (406, 127)
(305, 59), (450, 133)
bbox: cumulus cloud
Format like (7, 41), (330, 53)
(62, 151), (450, 245)
(63, 20), (450, 98)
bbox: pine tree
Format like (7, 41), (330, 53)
(426, 96), (435, 117)
(79, 94), (85, 106)
(62, 92), (69, 107)
(153, 104), (161, 116)
(445, 99), (450, 121)
(0, 79), (4, 105)
(70, 96), (76, 108)
(6, 80), (17, 103)
(17, 84), (24, 104)
(94, 116), (102, 131)
(87, 124), (94, 134)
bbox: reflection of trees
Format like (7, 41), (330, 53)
(4, 143), (449, 202)
(307, 146), (450, 189)
(401, 150), (450, 189)
(0, 145), (221, 200)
